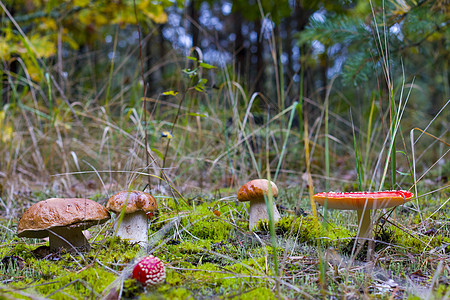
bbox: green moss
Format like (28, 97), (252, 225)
(181, 206), (233, 242)
(144, 287), (193, 299)
(12, 263), (117, 299)
(122, 278), (143, 298)
(274, 216), (322, 242)
(257, 215), (351, 246)
(4, 190), (447, 299)
(407, 285), (449, 300)
(9, 243), (36, 260)
(387, 226), (450, 253)
(150, 200), (233, 242)
(236, 287), (277, 300)
(3, 235), (143, 299)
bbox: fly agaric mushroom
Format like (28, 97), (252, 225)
(132, 255), (166, 286)
(17, 198), (110, 252)
(313, 190), (414, 240)
(106, 190), (157, 247)
(238, 179), (281, 230)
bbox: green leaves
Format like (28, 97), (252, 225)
(183, 57), (216, 93)
(199, 62), (216, 70)
(194, 78), (208, 92)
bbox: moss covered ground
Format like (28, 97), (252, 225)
(0, 188), (449, 299)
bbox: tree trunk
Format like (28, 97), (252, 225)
(233, 12), (246, 77)
(253, 19), (264, 93)
(145, 32), (153, 95)
(189, 0), (200, 48)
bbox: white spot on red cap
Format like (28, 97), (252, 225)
(132, 255), (166, 286)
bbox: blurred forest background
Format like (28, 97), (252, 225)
(0, 0), (448, 197)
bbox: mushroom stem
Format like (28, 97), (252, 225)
(249, 201), (280, 230)
(115, 211), (148, 247)
(356, 209), (372, 240)
(48, 227), (90, 252)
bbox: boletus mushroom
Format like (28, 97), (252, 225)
(17, 198), (110, 253)
(238, 179), (281, 230)
(313, 190), (414, 240)
(106, 190), (157, 247)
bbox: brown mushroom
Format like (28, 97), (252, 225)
(237, 179), (281, 230)
(106, 190), (157, 247)
(17, 198), (110, 252)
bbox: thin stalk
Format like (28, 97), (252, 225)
(350, 111), (364, 191)
(390, 88), (397, 189)
(277, 25), (285, 133)
(44, 73), (54, 123)
(297, 70), (304, 133)
(133, 0), (151, 189)
(304, 112), (317, 219)
(264, 112), (280, 296)
(162, 88), (189, 169)
(319, 102), (329, 295)
(274, 101), (298, 181)
(363, 95), (376, 179)
(324, 96), (329, 193)
(105, 26), (119, 110)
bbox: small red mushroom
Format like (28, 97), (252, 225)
(132, 255), (166, 286)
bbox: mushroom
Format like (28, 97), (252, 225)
(237, 179), (281, 230)
(106, 190), (157, 247)
(313, 190), (414, 240)
(132, 255), (166, 286)
(17, 198), (110, 252)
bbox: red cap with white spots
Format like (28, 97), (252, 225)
(132, 255), (166, 286)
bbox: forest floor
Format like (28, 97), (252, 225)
(0, 184), (449, 299)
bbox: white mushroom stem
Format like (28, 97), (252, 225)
(48, 227), (90, 252)
(356, 209), (372, 240)
(249, 200), (280, 230)
(115, 211), (148, 247)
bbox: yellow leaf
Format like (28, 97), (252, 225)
(30, 34), (56, 58)
(0, 112), (13, 143)
(23, 57), (43, 81)
(138, 1), (168, 24)
(74, 0), (90, 7)
(39, 17), (57, 31)
(0, 37), (13, 59)
(62, 34), (80, 50)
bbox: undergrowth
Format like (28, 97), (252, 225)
(0, 190), (448, 299)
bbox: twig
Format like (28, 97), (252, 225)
(133, 0), (151, 190)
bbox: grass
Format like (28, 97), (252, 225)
(1, 3), (449, 299)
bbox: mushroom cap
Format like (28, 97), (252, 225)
(17, 198), (110, 239)
(313, 190), (414, 210)
(237, 179), (278, 202)
(106, 190), (157, 214)
(132, 255), (166, 286)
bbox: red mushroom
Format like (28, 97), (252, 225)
(132, 255), (166, 286)
(313, 190), (414, 240)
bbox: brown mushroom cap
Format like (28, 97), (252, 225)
(237, 179), (278, 202)
(313, 190), (414, 210)
(17, 198), (110, 239)
(106, 191), (157, 214)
